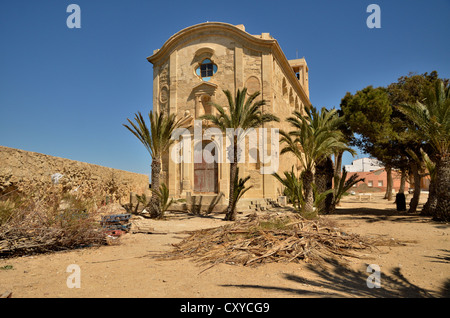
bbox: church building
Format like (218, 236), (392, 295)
(147, 22), (311, 206)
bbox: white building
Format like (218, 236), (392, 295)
(344, 158), (383, 172)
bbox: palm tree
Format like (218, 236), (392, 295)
(230, 168), (253, 215)
(157, 183), (174, 217)
(329, 168), (364, 214)
(124, 111), (188, 218)
(420, 149), (437, 216)
(272, 167), (304, 213)
(200, 88), (279, 221)
(272, 166), (335, 217)
(407, 148), (437, 216)
(396, 80), (450, 221)
(314, 156), (334, 213)
(280, 107), (354, 214)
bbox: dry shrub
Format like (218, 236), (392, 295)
(0, 184), (107, 258)
(161, 212), (404, 267)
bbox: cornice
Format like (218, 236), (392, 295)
(147, 22), (311, 107)
(147, 22), (275, 64)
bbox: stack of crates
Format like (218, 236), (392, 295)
(100, 214), (132, 236)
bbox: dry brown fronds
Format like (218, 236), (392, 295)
(0, 184), (107, 258)
(160, 212), (402, 267)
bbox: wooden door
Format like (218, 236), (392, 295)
(194, 142), (218, 193)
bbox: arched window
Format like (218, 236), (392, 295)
(195, 59), (217, 82)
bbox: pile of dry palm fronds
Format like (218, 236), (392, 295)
(163, 212), (402, 267)
(0, 185), (107, 258)
(0, 222), (106, 257)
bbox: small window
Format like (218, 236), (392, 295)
(196, 58), (217, 82)
(378, 180), (383, 187)
(201, 60), (213, 77)
(368, 181), (373, 187)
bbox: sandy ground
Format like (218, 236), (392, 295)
(0, 192), (449, 298)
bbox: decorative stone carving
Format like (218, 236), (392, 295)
(160, 85), (169, 104)
(159, 64), (170, 114)
(159, 64), (169, 86)
(245, 76), (261, 95)
(191, 82), (218, 119)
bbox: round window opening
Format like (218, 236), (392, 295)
(195, 59), (217, 82)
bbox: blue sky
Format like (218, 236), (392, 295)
(1, 0), (449, 178)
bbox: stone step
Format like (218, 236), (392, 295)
(234, 197), (280, 212)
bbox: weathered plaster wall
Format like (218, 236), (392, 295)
(0, 146), (149, 203)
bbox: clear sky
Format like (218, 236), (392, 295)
(1, 0), (449, 178)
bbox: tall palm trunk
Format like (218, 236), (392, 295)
(314, 160), (327, 214)
(328, 151), (344, 215)
(150, 157), (162, 218)
(302, 170), (314, 214)
(324, 157), (334, 213)
(408, 162), (421, 213)
(225, 162), (238, 221)
(315, 157), (334, 214)
(421, 179), (436, 216)
(433, 156), (450, 221)
(224, 140), (238, 221)
(334, 151), (343, 179)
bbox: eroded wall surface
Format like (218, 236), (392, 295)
(0, 146), (149, 203)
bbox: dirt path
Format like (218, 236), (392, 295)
(0, 193), (448, 298)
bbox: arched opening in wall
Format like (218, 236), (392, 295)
(300, 101), (305, 115)
(194, 140), (218, 193)
(289, 88), (294, 107)
(282, 78), (288, 99)
(295, 97), (299, 112)
(294, 67), (302, 82)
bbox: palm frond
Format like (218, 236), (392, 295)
(333, 168), (364, 205)
(272, 167), (304, 212)
(123, 112), (154, 156)
(124, 110), (190, 159)
(157, 183), (174, 215)
(396, 80), (450, 156)
(281, 106), (353, 173)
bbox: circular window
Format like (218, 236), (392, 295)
(195, 59), (217, 82)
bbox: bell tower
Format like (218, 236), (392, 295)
(288, 58), (309, 98)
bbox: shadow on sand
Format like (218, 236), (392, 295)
(330, 196), (447, 227)
(221, 258), (450, 298)
(220, 199), (449, 298)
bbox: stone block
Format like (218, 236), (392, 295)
(277, 196), (287, 206)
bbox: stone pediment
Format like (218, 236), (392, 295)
(191, 82), (218, 96)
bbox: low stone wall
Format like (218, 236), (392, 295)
(0, 146), (149, 203)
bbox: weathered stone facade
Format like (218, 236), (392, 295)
(147, 22), (311, 202)
(0, 146), (149, 203)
